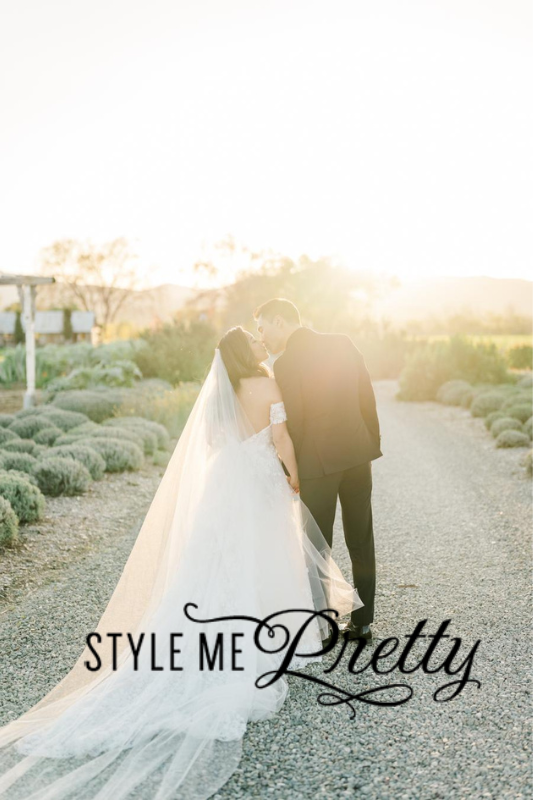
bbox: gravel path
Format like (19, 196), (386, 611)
(0, 382), (531, 799)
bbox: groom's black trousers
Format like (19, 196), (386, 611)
(299, 461), (375, 627)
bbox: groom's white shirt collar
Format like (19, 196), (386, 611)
(264, 351), (281, 372)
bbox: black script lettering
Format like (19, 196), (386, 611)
(371, 637), (400, 673)
(432, 639), (482, 701)
(394, 619), (432, 673)
(255, 609), (340, 688)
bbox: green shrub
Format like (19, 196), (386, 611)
(0, 469), (39, 487)
(0, 473), (46, 522)
(0, 342), (26, 385)
(507, 345), (533, 370)
(53, 433), (85, 447)
(41, 445), (106, 480)
(134, 377), (173, 393)
(495, 429), (530, 448)
(1, 439), (38, 455)
(102, 417), (170, 449)
(32, 457), (92, 496)
(75, 437), (144, 472)
(398, 336), (510, 401)
(501, 392), (533, 411)
(8, 415), (57, 439)
(0, 452), (38, 476)
(0, 414), (15, 428)
(491, 418), (523, 438)
(470, 392), (506, 418)
(68, 421), (101, 436)
(50, 390), (126, 423)
(485, 411), (507, 430)
(0, 496), (19, 547)
(84, 426), (145, 452)
(64, 419), (158, 454)
(0, 340), (146, 389)
(104, 383), (198, 439)
(52, 426), (147, 453)
(33, 426), (63, 446)
(505, 405), (533, 424)
(524, 417), (533, 440)
(459, 385), (494, 409)
(105, 425), (158, 455)
(134, 319), (217, 385)
(0, 428), (20, 446)
(45, 360), (143, 395)
(16, 405), (90, 430)
(460, 388), (476, 408)
(152, 449), (171, 467)
(436, 380), (472, 406)
(37, 407), (91, 431)
(518, 374), (533, 390)
(495, 382), (524, 392)
(15, 406), (48, 419)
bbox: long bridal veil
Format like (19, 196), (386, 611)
(0, 349), (362, 800)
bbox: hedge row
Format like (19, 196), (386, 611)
(435, 374), (532, 476)
(0, 391), (175, 548)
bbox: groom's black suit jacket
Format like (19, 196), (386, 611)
(273, 327), (382, 480)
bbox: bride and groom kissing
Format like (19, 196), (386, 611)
(252, 297), (382, 642)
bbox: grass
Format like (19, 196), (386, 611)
(407, 335), (532, 352)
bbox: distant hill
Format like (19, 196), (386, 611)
(375, 276), (532, 323)
(1, 275), (530, 330)
(127, 284), (198, 326)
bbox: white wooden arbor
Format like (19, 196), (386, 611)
(0, 273), (55, 409)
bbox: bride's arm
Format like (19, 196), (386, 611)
(272, 421), (300, 493)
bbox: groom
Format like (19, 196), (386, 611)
(254, 298), (382, 642)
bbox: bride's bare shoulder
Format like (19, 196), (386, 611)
(240, 376), (281, 401)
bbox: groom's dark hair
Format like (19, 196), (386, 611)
(253, 298), (301, 325)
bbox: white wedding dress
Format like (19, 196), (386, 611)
(0, 350), (363, 800)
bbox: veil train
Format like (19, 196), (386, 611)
(0, 350), (362, 799)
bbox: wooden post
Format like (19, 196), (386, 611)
(1, 273), (55, 411)
(22, 284), (36, 409)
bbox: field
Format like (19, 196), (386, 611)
(407, 334), (532, 352)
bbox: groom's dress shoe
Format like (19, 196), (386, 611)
(321, 623), (372, 647)
(339, 622), (372, 642)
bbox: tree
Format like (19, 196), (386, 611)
(38, 238), (145, 331)
(192, 234), (272, 288)
(218, 253), (382, 334)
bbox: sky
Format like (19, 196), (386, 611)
(0, 0), (531, 289)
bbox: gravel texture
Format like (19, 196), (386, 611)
(0, 460), (168, 608)
(0, 382), (531, 799)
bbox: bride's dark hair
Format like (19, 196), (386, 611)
(218, 326), (270, 389)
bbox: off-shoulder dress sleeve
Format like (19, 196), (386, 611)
(269, 401), (288, 425)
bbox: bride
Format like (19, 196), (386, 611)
(0, 326), (363, 800)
